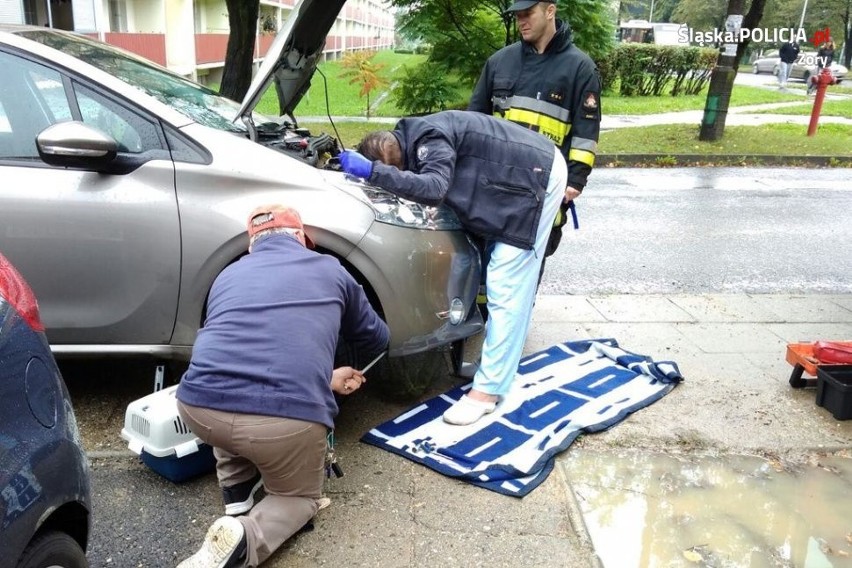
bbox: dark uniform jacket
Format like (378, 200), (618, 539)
(779, 42), (800, 64)
(368, 110), (558, 250)
(468, 20), (601, 191)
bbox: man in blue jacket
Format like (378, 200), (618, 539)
(339, 110), (567, 426)
(176, 204), (389, 568)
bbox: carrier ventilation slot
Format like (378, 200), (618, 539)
(131, 414), (150, 437)
(173, 417), (191, 435)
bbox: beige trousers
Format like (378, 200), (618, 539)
(177, 401), (326, 567)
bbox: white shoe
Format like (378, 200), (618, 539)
(442, 395), (497, 425)
(177, 516), (246, 568)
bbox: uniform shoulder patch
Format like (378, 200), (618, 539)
(583, 92), (598, 111)
(417, 145), (429, 161)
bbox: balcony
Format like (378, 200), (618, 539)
(103, 33), (166, 66)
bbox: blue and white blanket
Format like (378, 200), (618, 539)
(361, 339), (683, 497)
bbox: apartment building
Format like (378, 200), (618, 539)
(0, 0), (394, 84)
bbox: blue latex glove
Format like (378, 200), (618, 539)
(339, 150), (373, 179)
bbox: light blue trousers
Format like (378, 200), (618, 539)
(473, 147), (568, 396)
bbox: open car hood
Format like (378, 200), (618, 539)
(235, 0), (347, 121)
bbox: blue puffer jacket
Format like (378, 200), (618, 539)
(368, 110), (557, 250)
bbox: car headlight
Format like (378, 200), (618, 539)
(360, 185), (462, 230)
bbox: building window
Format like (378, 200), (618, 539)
(108, 0), (128, 32)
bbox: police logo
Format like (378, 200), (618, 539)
(583, 92), (598, 111)
(417, 145), (429, 161)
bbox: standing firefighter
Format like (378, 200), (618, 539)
(469, 0), (601, 257)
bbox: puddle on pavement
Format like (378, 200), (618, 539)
(560, 450), (852, 568)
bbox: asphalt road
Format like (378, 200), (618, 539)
(539, 167), (852, 295)
(67, 166), (852, 567)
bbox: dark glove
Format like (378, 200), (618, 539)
(339, 150), (373, 179)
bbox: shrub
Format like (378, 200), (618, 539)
(605, 43), (718, 97)
(393, 62), (460, 116)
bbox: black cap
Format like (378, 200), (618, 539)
(505, 0), (556, 13)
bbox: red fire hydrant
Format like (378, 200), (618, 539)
(807, 67), (837, 136)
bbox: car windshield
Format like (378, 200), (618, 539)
(19, 30), (274, 133)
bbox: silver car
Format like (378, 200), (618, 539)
(0, 0), (483, 395)
(752, 49), (847, 83)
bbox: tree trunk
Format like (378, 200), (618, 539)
(219, 0), (260, 102)
(844, 1), (852, 69)
(699, 0), (767, 141)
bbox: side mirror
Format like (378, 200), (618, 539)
(36, 121), (118, 170)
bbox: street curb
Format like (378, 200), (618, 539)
(597, 154), (852, 167)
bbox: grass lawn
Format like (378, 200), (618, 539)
(299, 121), (852, 163)
(255, 51), (426, 118)
(602, 84), (802, 115)
(751, 96), (852, 119)
(598, 123), (852, 159)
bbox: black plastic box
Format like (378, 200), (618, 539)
(815, 365), (852, 420)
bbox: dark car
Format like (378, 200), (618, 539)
(0, 252), (91, 568)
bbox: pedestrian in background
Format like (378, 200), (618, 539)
(338, 110), (567, 426)
(777, 40), (800, 90)
(468, 0), (601, 259)
(809, 38), (836, 95)
(175, 204), (389, 568)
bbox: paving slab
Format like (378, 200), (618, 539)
(587, 295), (696, 322)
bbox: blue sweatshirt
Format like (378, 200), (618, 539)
(176, 234), (389, 429)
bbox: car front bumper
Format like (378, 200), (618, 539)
(346, 221), (484, 357)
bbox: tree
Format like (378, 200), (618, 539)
(672, 0), (728, 31)
(219, 0), (260, 102)
(339, 51), (388, 119)
(699, 0), (767, 141)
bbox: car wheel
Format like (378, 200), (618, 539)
(752, 63), (759, 74)
(377, 350), (448, 400)
(337, 342), (448, 400)
(16, 531), (87, 568)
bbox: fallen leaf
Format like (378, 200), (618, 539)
(683, 549), (704, 563)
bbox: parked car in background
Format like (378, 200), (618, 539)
(751, 50), (781, 74)
(0, 0), (483, 396)
(751, 49), (847, 83)
(0, 252), (92, 567)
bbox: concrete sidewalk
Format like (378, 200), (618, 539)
(525, 293), (852, 451)
(602, 102), (852, 130)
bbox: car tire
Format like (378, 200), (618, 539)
(752, 63), (759, 74)
(16, 531), (87, 568)
(337, 342), (448, 400)
(374, 349), (448, 400)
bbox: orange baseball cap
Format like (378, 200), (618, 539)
(246, 204), (315, 249)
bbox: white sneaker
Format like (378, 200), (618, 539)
(177, 516), (247, 568)
(442, 395), (497, 426)
(316, 497), (332, 511)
